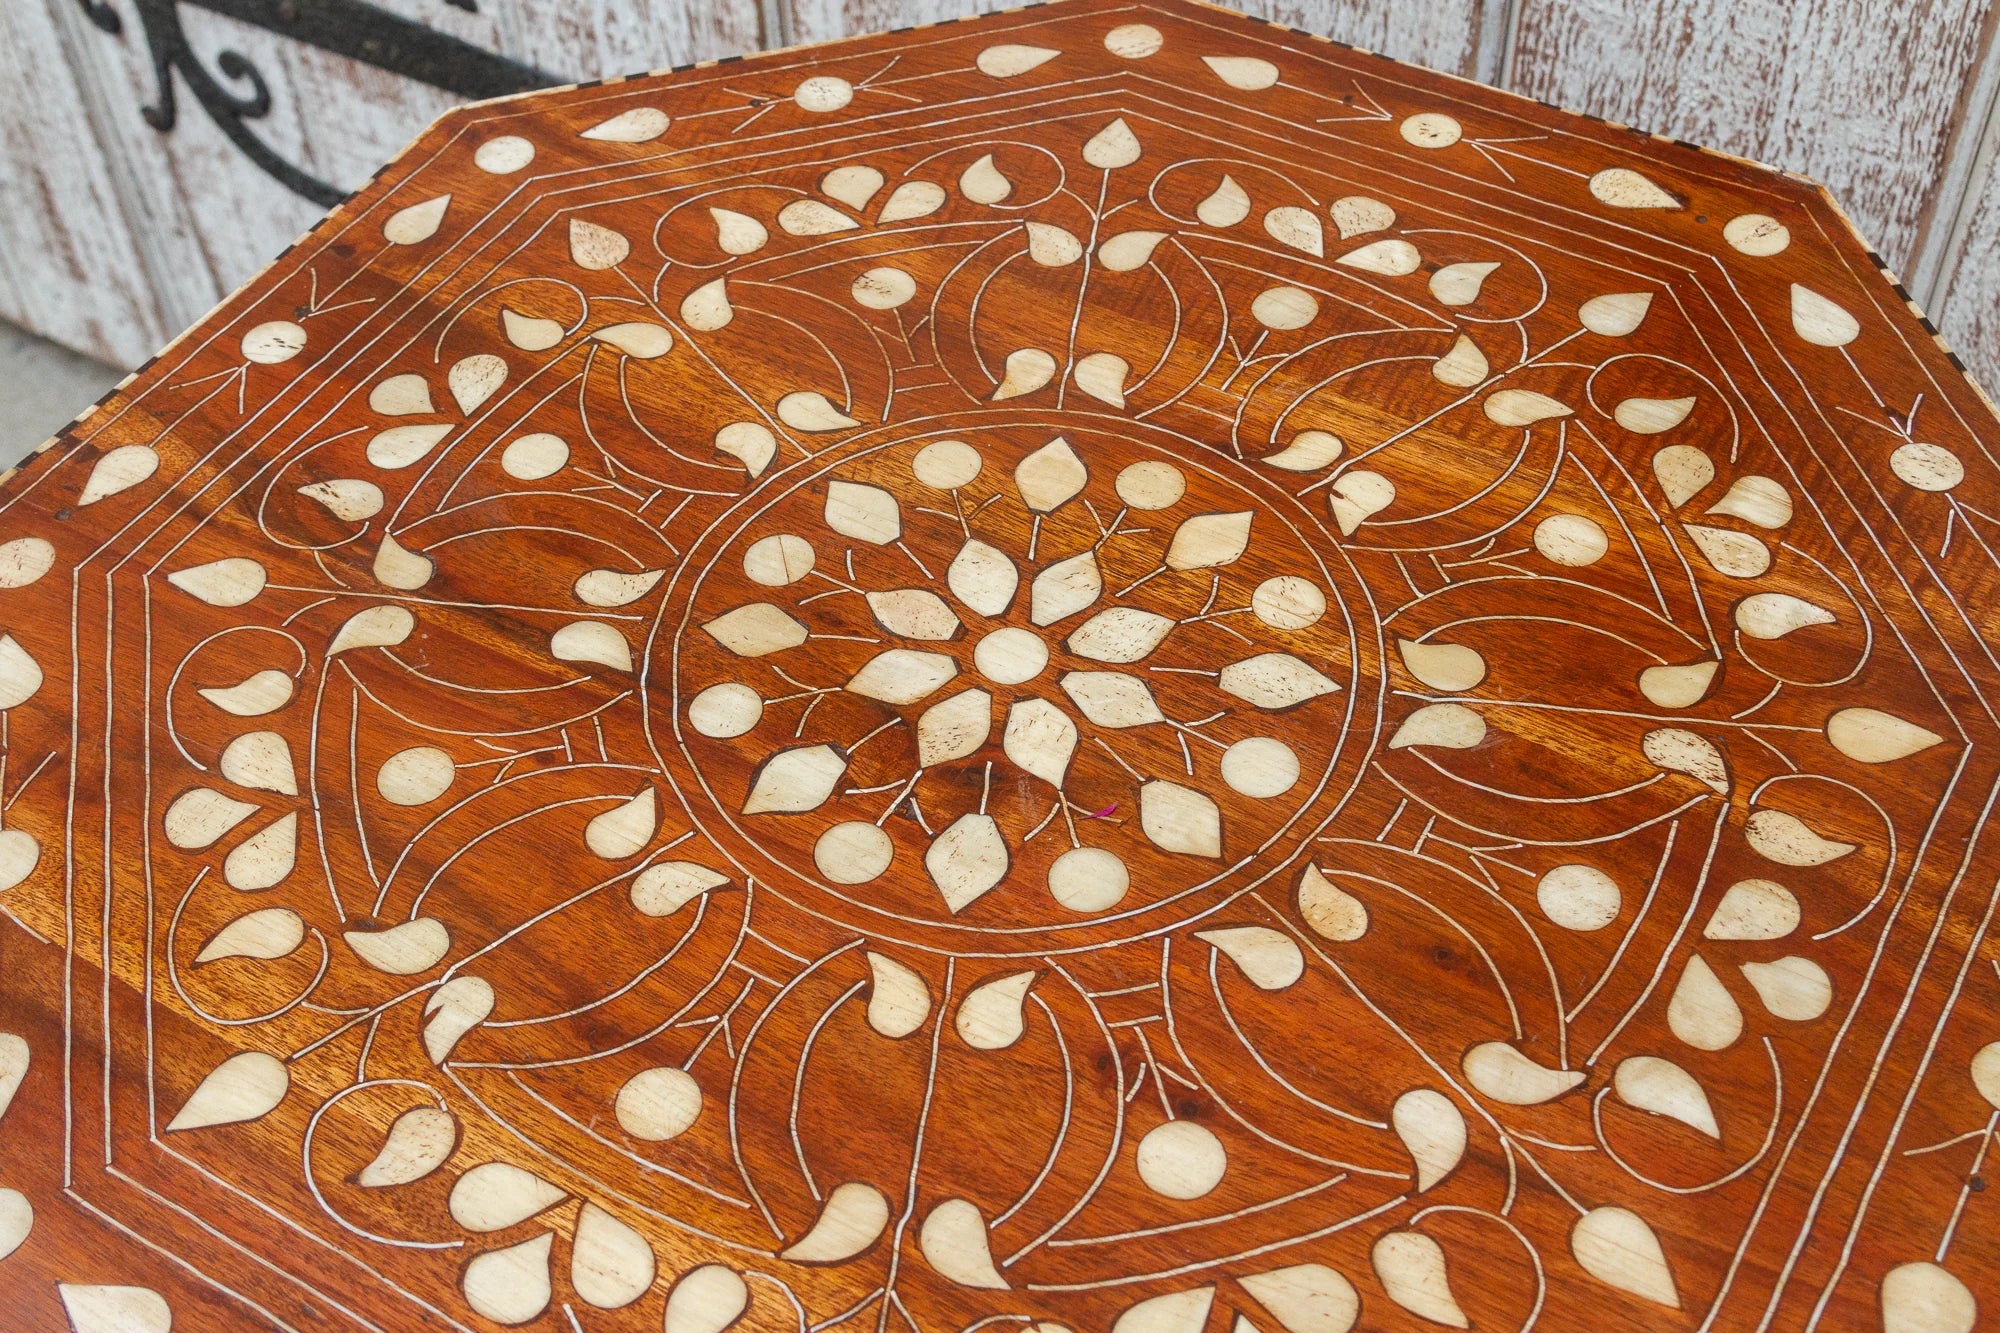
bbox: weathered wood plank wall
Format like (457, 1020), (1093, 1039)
(6, 0), (2000, 394)
(1923, 45), (2000, 393)
(1508, 0), (2000, 395)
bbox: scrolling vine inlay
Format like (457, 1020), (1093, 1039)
(0, 2), (1996, 1329)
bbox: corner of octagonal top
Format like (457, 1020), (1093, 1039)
(66, 0), (1995, 449)
(339, 0), (1904, 274)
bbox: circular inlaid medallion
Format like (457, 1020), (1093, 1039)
(652, 416), (1377, 951)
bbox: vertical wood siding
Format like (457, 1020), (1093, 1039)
(0, 0), (181, 362)
(1509, 0), (1996, 271)
(1924, 38), (2000, 395)
(8, 0), (2000, 393)
(777, 0), (1501, 78)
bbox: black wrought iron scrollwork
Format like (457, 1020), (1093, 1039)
(75, 0), (563, 209)
(75, 0), (124, 32)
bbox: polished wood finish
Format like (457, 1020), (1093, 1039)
(24, 0), (2000, 399)
(0, 2), (1997, 1327)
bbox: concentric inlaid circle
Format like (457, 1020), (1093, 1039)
(1104, 23), (1163, 58)
(973, 627), (1047, 684)
(794, 76), (853, 111)
(1534, 513), (1609, 566)
(1537, 863), (1621, 931)
(655, 418), (1370, 949)
(1400, 112), (1462, 149)
(912, 440), (982, 489)
(1251, 575), (1325, 629)
(814, 820), (895, 884)
(14, 5), (1999, 1329)
(1220, 736), (1300, 797)
(376, 746), (455, 806)
(688, 683), (763, 738)
(1047, 845), (1129, 911)
(1136, 1120), (1227, 1199)
(614, 1067), (702, 1141)
(743, 533), (816, 586)
(473, 135), (536, 173)
(501, 432), (568, 479)
(240, 320), (307, 364)
(1115, 460), (1186, 510)
(1891, 442), (1964, 491)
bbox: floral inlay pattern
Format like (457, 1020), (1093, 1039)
(0, 3), (1995, 1332)
(668, 423), (1363, 943)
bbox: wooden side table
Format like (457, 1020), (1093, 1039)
(0, 1), (1993, 1328)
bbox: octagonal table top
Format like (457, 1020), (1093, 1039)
(0, 1), (1996, 1328)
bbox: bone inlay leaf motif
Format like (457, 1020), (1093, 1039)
(0, 2), (1994, 1330)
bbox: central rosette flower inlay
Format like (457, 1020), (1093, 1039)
(663, 421), (1366, 940)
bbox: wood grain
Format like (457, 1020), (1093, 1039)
(490, 0), (765, 87)
(1509, 0), (1996, 273)
(777, 0), (999, 49)
(37, 0), (455, 356)
(1252, 0), (1506, 80)
(778, 0), (1499, 77)
(1937, 190), (2000, 401)
(1927, 37), (2000, 398)
(2, 2), (2000, 1328)
(8, 0), (768, 373)
(13, 0), (2000, 400)
(0, 0), (179, 367)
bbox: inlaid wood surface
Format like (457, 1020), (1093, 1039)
(23, 0), (2000, 392)
(1, 1), (1998, 1327)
